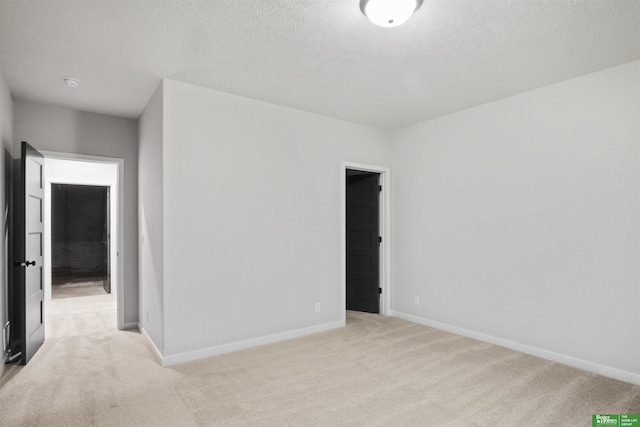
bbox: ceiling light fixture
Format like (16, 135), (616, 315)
(360, 0), (423, 28)
(63, 77), (81, 88)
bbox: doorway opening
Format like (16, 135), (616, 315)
(42, 153), (124, 330)
(341, 162), (390, 321)
(51, 184), (110, 300)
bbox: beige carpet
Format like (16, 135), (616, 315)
(0, 295), (638, 426)
(52, 276), (109, 299)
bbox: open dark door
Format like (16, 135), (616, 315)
(13, 141), (45, 365)
(102, 187), (111, 293)
(346, 170), (380, 313)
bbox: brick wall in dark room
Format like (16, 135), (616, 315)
(52, 184), (107, 277)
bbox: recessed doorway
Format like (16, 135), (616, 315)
(42, 153), (124, 330)
(341, 162), (391, 322)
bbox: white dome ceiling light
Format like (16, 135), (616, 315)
(360, 0), (423, 28)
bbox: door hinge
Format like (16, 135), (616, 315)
(379, 287), (382, 294)
(378, 185), (382, 192)
(378, 236), (382, 245)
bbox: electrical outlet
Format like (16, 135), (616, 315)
(315, 303), (321, 313)
(414, 296), (420, 306)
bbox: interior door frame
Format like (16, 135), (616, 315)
(341, 162), (390, 321)
(41, 151), (125, 330)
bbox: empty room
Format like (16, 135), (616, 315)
(0, 0), (639, 425)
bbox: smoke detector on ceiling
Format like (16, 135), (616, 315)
(63, 77), (81, 88)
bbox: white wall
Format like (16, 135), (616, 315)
(13, 101), (139, 326)
(138, 83), (164, 352)
(0, 70), (14, 375)
(391, 61), (640, 383)
(43, 158), (118, 303)
(160, 79), (389, 363)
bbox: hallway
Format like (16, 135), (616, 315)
(45, 293), (117, 339)
(0, 293), (157, 426)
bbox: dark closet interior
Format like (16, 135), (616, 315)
(51, 184), (110, 298)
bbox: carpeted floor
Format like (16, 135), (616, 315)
(0, 294), (638, 426)
(52, 275), (109, 299)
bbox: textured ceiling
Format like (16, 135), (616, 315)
(0, 0), (638, 130)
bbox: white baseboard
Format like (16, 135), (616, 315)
(123, 322), (138, 330)
(161, 320), (345, 367)
(0, 355), (5, 379)
(390, 310), (640, 386)
(138, 325), (163, 365)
